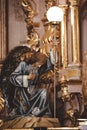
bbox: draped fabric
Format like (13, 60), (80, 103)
(9, 61), (52, 119)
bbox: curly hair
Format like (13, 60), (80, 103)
(0, 45), (34, 110)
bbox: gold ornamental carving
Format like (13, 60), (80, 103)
(69, 0), (80, 6)
(21, 0), (40, 50)
(45, 0), (57, 10)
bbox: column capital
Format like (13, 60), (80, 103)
(69, 0), (80, 6)
(59, 4), (68, 9)
(59, 4), (68, 15)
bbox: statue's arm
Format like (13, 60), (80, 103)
(10, 61), (28, 88)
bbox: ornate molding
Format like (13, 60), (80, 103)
(21, 0), (40, 50)
(69, 0), (81, 6)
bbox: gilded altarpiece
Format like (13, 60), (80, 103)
(0, 0), (86, 129)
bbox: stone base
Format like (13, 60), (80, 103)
(48, 127), (79, 130)
(2, 116), (60, 129)
(2, 127), (79, 130)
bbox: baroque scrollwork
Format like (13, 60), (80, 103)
(21, 0), (40, 51)
(45, 0), (57, 10)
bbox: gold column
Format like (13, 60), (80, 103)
(69, 0), (80, 64)
(0, 0), (7, 68)
(61, 5), (68, 68)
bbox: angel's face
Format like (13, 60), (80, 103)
(25, 52), (33, 58)
(21, 52), (33, 61)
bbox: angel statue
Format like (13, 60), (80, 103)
(0, 43), (61, 129)
(9, 49), (53, 118)
(0, 45), (53, 117)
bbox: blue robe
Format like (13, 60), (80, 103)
(9, 61), (52, 117)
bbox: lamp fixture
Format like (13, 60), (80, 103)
(46, 6), (63, 22)
(46, 5), (63, 118)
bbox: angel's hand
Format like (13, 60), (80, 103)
(27, 73), (36, 80)
(40, 70), (54, 83)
